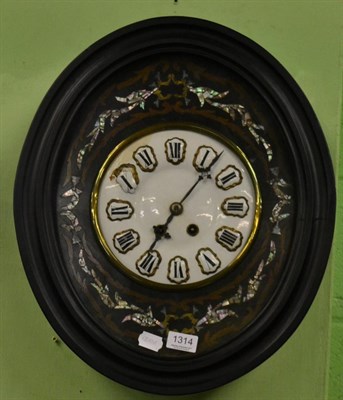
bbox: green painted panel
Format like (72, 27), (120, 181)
(1, 1), (342, 399)
(329, 101), (343, 400)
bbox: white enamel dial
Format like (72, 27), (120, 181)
(92, 128), (261, 287)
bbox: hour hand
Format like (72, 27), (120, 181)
(148, 224), (171, 252)
(153, 224), (171, 241)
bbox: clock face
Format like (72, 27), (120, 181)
(92, 128), (260, 287)
(14, 17), (335, 395)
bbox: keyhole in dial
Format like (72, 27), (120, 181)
(187, 224), (199, 237)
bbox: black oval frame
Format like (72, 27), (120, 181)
(14, 17), (336, 395)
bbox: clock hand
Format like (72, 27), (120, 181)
(148, 150), (224, 252)
(202, 150), (224, 177)
(179, 174), (204, 204)
(178, 149), (224, 205)
(147, 178), (202, 251)
(148, 224), (171, 252)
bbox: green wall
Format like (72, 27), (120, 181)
(1, 1), (342, 399)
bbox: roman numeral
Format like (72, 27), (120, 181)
(169, 142), (180, 159)
(165, 138), (186, 165)
(196, 248), (221, 274)
(199, 149), (210, 167)
(216, 165), (242, 190)
(220, 230), (237, 246)
(136, 251), (161, 277)
(113, 229), (140, 253)
(133, 145), (157, 172)
(168, 256), (189, 284)
(110, 164), (139, 194)
(140, 254), (155, 272)
(121, 175), (133, 190)
(138, 149), (153, 165)
(221, 196), (249, 217)
(221, 171), (236, 184)
(227, 202), (243, 211)
(106, 199), (134, 221)
(216, 227), (243, 251)
(193, 145), (217, 172)
(112, 206), (130, 215)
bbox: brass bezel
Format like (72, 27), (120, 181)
(91, 123), (262, 290)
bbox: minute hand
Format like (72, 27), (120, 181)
(179, 174), (204, 204)
(178, 150), (224, 206)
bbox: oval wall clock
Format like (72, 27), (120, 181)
(14, 17), (336, 395)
